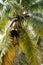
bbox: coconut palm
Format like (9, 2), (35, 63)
(0, 0), (43, 65)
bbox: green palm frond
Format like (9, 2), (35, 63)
(0, 3), (3, 11)
(0, 17), (8, 34)
(20, 27), (42, 65)
(30, 16), (43, 37)
(32, 12), (43, 18)
(0, 27), (14, 64)
(29, 0), (43, 11)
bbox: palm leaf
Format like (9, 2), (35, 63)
(19, 27), (42, 65)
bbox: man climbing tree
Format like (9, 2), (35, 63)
(10, 19), (19, 45)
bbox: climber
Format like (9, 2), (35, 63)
(10, 19), (19, 46)
(10, 17), (24, 46)
(10, 19), (19, 38)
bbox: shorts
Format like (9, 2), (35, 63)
(10, 30), (19, 38)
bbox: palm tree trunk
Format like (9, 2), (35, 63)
(13, 41), (19, 65)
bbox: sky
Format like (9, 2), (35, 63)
(0, 0), (3, 4)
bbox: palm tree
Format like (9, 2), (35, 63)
(0, 0), (43, 65)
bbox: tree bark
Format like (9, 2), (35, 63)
(13, 41), (19, 65)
